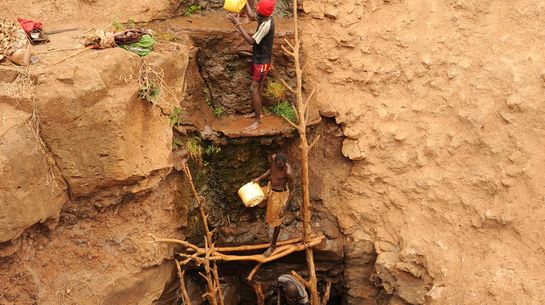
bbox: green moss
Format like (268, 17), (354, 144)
(214, 106), (224, 118)
(185, 4), (201, 16)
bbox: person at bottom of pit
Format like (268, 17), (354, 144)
(253, 152), (295, 257)
(277, 274), (309, 305)
(228, 0), (276, 131)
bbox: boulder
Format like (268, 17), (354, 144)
(0, 103), (68, 243)
(34, 47), (188, 198)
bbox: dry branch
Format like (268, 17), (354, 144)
(180, 163), (223, 305)
(282, 115), (301, 130)
(278, 76), (296, 94)
(283, 38), (295, 52)
(175, 260), (192, 305)
(281, 45), (295, 57)
(321, 281), (332, 305)
(213, 237), (302, 252)
(290, 271), (310, 289)
(246, 263), (263, 281)
(309, 135), (321, 151)
(54, 47), (91, 65)
(253, 282), (265, 305)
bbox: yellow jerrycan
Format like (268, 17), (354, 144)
(238, 182), (265, 207)
(224, 0), (248, 13)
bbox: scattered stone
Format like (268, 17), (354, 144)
(311, 12), (325, 20)
(426, 285), (445, 301)
(319, 109), (338, 118)
(324, 12), (338, 20)
(342, 139), (367, 161)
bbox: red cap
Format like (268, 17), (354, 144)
(256, 0), (277, 17)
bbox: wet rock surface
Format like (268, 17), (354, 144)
(147, 14), (296, 116)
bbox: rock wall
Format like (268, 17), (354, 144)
(147, 15), (297, 116)
(0, 39), (191, 304)
(302, 1), (545, 304)
(34, 47), (183, 201)
(0, 103), (68, 243)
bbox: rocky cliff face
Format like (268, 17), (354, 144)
(302, 1), (545, 304)
(0, 36), (190, 304)
(2, 1), (545, 304)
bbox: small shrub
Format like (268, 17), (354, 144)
(214, 106), (224, 118)
(186, 136), (203, 162)
(155, 32), (176, 42)
(203, 87), (212, 106)
(112, 21), (124, 31)
(139, 80), (160, 104)
(112, 18), (136, 32)
(172, 139), (183, 150)
(265, 80), (287, 103)
(170, 107), (183, 127)
(127, 17), (136, 29)
(270, 101), (297, 123)
(185, 4), (201, 16)
(205, 145), (221, 155)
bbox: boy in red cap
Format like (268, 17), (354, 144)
(228, 0), (276, 131)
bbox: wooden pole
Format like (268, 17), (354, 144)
(182, 163), (223, 305)
(279, 1), (322, 303)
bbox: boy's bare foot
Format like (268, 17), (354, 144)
(243, 112), (265, 118)
(262, 246), (277, 257)
(245, 121), (262, 131)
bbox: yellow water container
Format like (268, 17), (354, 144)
(238, 182), (265, 207)
(224, 0), (247, 13)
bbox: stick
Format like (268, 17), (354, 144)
(253, 282), (265, 305)
(54, 47), (91, 65)
(247, 263), (263, 281)
(283, 38), (295, 52)
(203, 237), (324, 263)
(281, 115), (301, 130)
(175, 260), (193, 305)
(0, 274), (27, 299)
(149, 234), (201, 252)
(278, 77), (296, 94)
(281, 45), (295, 57)
(214, 238), (302, 252)
(290, 271), (310, 289)
(309, 135), (321, 151)
(45, 28), (81, 35)
(35, 47), (84, 55)
(321, 281), (332, 305)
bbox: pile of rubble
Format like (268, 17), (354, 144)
(0, 19), (30, 64)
